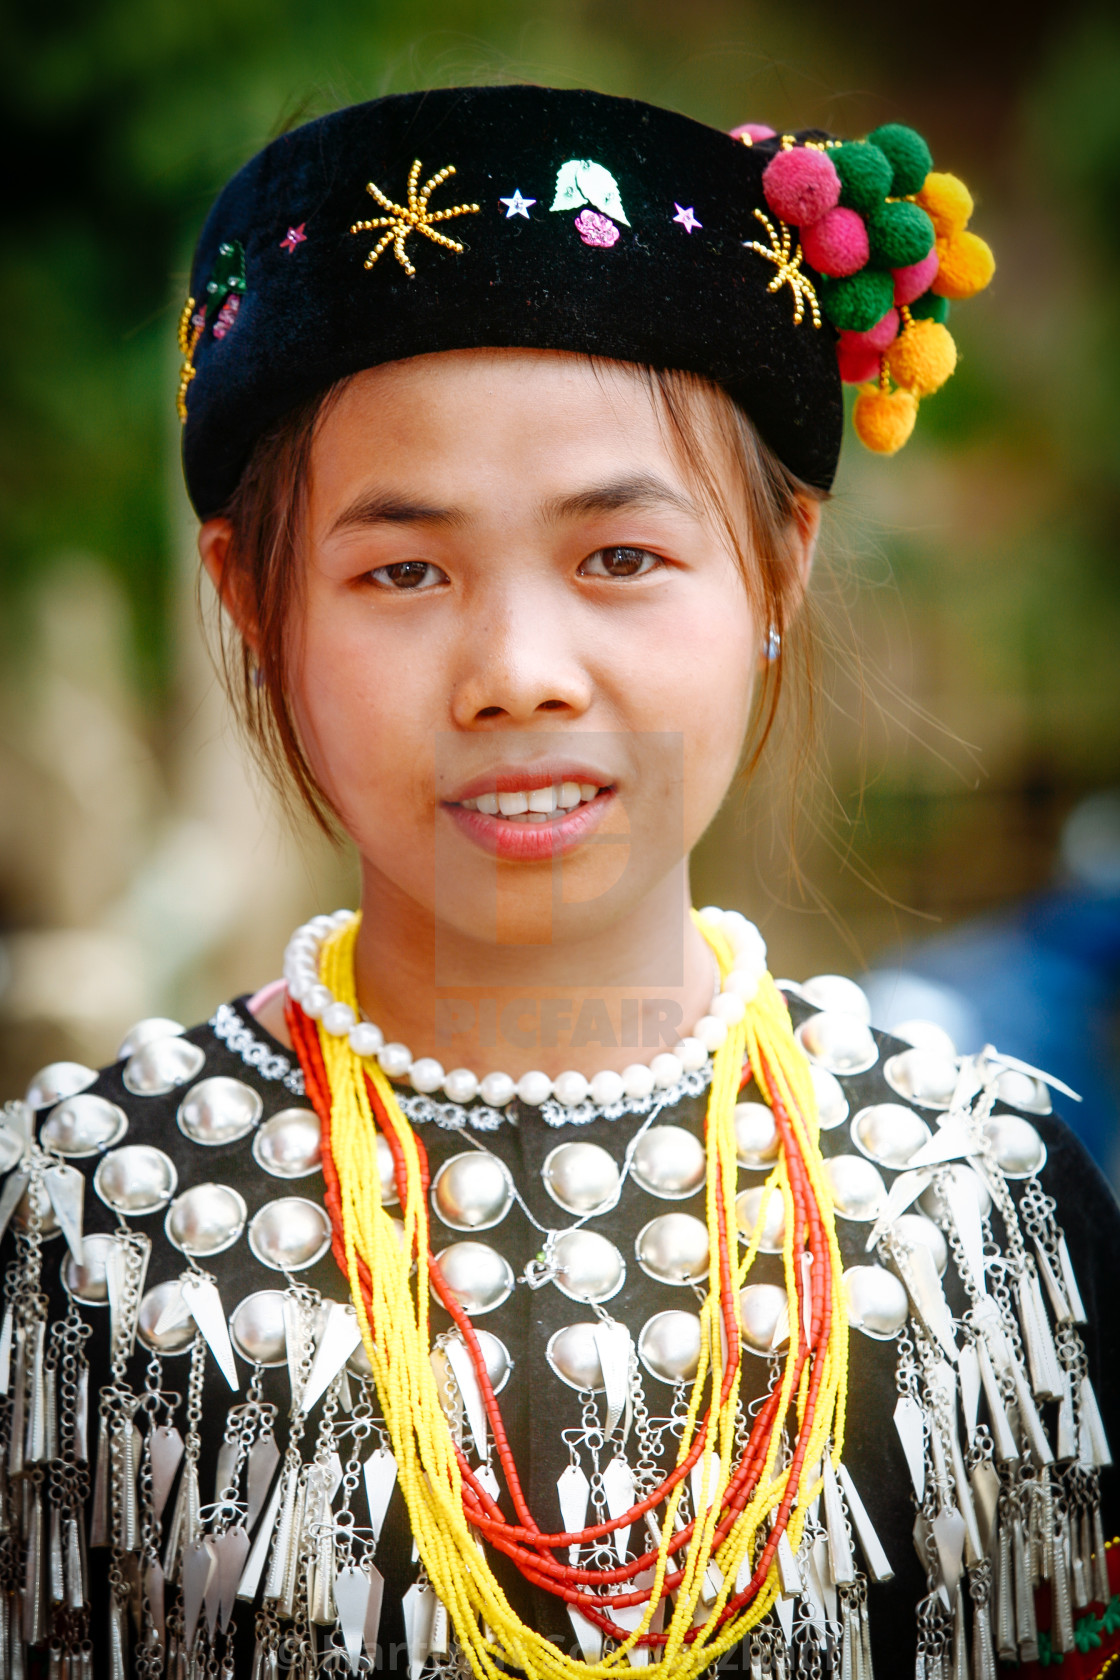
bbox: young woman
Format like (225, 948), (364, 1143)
(2, 84), (1115, 1680)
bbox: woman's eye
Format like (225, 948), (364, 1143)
(368, 561), (448, 591)
(579, 546), (662, 580)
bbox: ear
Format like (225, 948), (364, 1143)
(789, 492), (822, 597)
(198, 517), (261, 655)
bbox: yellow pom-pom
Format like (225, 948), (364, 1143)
(932, 229), (995, 300)
(916, 171), (974, 237)
(886, 320), (958, 396)
(853, 386), (918, 454)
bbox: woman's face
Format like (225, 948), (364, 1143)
(222, 350), (811, 949)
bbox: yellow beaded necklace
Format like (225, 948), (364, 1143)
(308, 912), (847, 1680)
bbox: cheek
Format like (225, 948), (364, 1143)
(284, 601), (433, 828)
(652, 589), (758, 777)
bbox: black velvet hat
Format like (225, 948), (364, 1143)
(178, 84), (849, 517)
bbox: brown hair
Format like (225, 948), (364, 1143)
(213, 359), (825, 837)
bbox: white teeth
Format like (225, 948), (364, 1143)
(459, 781), (605, 817)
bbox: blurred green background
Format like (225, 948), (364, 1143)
(2, 0), (1119, 1158)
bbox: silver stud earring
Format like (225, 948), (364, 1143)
(765, 626), (781, 662)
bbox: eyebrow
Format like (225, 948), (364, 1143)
(328, 491), (468, 536)
(542, 473), (699, 524)
(327, 471), (699, 538)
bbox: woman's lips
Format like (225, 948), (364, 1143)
(441, 788), (615, 860)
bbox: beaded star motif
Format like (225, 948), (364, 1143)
(350, 159), (480, 277)
(745, 207), (822, 328)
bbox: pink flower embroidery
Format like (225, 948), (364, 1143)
(574, 209), (619, 248)
(212, 294), (241, 340)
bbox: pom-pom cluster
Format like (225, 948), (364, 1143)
(759, 122), (994, 456)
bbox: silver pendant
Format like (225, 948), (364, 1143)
(301, 1301), (362, 1412)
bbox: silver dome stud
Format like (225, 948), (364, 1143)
(25, 1061), (97, 1110)
(177, 1077), (263, 1147)
(165, 1182), (248, 1258)
(137, 1281), (197, 1355)
(801, 974), (872, 1022)
(843, 1265), (909, 1341)
(630, 1125), (706, 1200)
(431, 1152), (514, 1233)
(739, 1283), (791, 1356)
(638, 1309), (702, 1384)
(63, 1231), (114, 1304)
(93, 1145), (178, 1216)
(983, 1114), (1047, 1180)
(734, 1103), (779, 1170)
(548, 1230), (626, 1305)
(735, 1185), (787, 1254)
(251, 1109), (323, 1180)
(229, 1290), (289, 1367)
(809, 1064), (850, 1131)
(40, 1093), (128, 1158)
(546, 1322), (606, 1392)
(823, 1155), (887, 1223)
(891, 1212), (949, 1277)
(995, 1069), (1052, 1117)
(122, 1036), (206, 1098)
(882, 1047), (959, 1111)
(850, 1104), (932, 1171)
(796, 1012), (878, 1076)
(247, 1197), (333, 1273)
(635, 1213), (710, 1286)
(541, 1142), (621, 1216)
(431, 1242), (515, 1316)
(116, 1017), (185, 1060)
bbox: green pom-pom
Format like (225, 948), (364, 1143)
(867, 201), (935, 269)
(820, 269), (895, 332)
(831, 141), (893, 213)
(868, 123), (933, 196)
(910, 292), (950, 324)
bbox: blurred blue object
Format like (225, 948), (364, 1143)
(863, 792), (1120, 1181)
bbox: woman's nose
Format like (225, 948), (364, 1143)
(448, 588), (593, 727)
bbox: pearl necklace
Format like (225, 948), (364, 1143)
(282, 905), (768, 1110)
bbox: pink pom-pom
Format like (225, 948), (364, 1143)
(801, 206), (869, 278)
(730, 122), (777, 143)
(762, 148), (841, 227)
(837, 341), (882, 385)
(840, 309), (900, 355)
(892, 248), (940, 306)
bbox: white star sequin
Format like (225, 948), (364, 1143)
(500, 190), (536, 219)
(673, 203), (702, 233)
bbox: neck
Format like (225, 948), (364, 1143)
(349, 861), (717, 1080)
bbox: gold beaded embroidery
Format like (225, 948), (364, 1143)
(745, 207), (822, 328)
(176, 297), (204, 423)
(350, 160), (480, 277)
